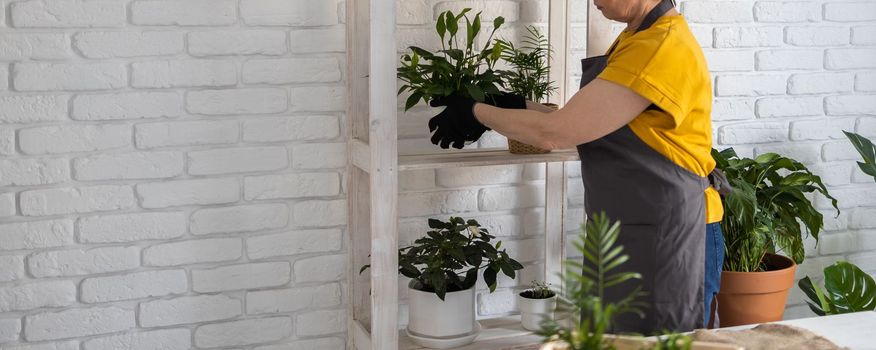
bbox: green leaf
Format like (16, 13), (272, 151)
(405, 92), (423, 111)
(798, 276), (829, 316)
(823, 261), (876, 314)
(359, 265), (370, 274)
(493, 16), (505, 29)
(436, 12), (447, 40)
(845, 131), (876, 183)
(428, 218), (444, 229)
(446, 10), (458, 37)
(465, 84), (485, 102)
(483, 264), (499, 292)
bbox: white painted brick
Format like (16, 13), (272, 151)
(0, 158), (69, 186)
(789, 73), (854, 95)
(296, 309), (345, 336)
(682, 2), (752, 23)
(434, 1), (519, 22)
(401, 169), (436, 190)
(143, 238), (242, 267)
(254, 338), (345, 350)
(715, 74), (786, 96)
(398, 190), (479, 217)
(689, 25), (713, 48)
(0, 193), (13, 217)
(849, 252), (876, 274)
(0, 127), (13, 155)
(0, 318), (21, 343)
(857, 230), (876, 251)
(13, 62), (126, 91)
(139, 295), (241, 327)
(719, 122), (788, 144)
(191, 204), (289, 235)
(790, 118), (856, 141)
(714, 26), (783, 48)
(756, 96), (824, 118)
(135, 120), (239, 149)
(11, 0), (125, 28)
(820, 232), (859, 255)
(291, 143), (346, 169)
(245, 173), (340, 200)
(189, 30), (287, 56)
(29, 246), (139, 277)
(712, 98), (756, 121)
(437, 165), (523, 187)
(132, 60), (237, 88)
(243, 116), (339, 142)
(0, 95), (68, 123)
(294, 254), (345, 283)
(852, 26), (876, 45)
(756, 49), (822, 70)
(193, 262), (290, 293)
(826, 49), (876, 70)
(3, 341), (78, 350)
(479, 184), (546, 211)
(826, 95), (876, 116)
(81, 270), (187, 303)
(74, 151), (183, 180)
(703, 50), (754, 72)
(0, 68), (8, 91)
(817, 186), (876, 209)
(20, 185), (135, 216)
(83, 329), (191, 350)
(0, 280), (76, 312)
(859, 116), (876, 137)
(78, 212), (186, 243)
(0, 255), (25, 282)
(823, 140), (861, 161)
(824, 2), (876, 22)
(74, 31), (183, 58)
(187, 88), (288, 115)
(241, 0), (339, 26)
(755, 143), (822, 164)
(72, 92), (182, 120)
(478, 288), (516, 316)
(755, 1), (820, 22)
(248, 229), (341, 259)
(291, 199), (347, 227)
(194, 317), (292, 348)
(851, 208), (876, 229)
(24, 306), (135, 341)
(397, 27), (442, 52)
(0, 33), (69, 60)
(786, 26), (849, 46)
(246, 283), (341, 314)
(290, 86), (345, 112)
(0, 220), (73, 251)
(857, 72), (876, 92)
(136, 178), (239, 209)
(189, 147), (288, 175)
(289, 27), (345, 53)
(243, 58), (341, 84)
(19, 124), (129, 155)
(397, 0), (431, 24)
(131, 0), (237, 26)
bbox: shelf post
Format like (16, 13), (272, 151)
(544, 162), (567, 287)
(548, 0), (570, 104)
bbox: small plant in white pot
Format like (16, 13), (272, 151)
(518, 281), (557, 331)
(361, 216), (523, 349)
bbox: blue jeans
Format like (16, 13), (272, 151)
(705, 222), (725, 327)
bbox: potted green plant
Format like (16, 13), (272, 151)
(799, 261), (876, 316)
(497, 25), (558, 154)
(518, 280), (557, 331)
(362, 216), (522, 349)
(844, 131), (876, 181)
(712, 148), (839, 326)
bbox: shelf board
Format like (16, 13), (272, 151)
(399, 149), (579, 171)
(399, 316), (543, 350)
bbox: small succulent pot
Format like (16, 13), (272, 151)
(508, 103), (557, 154)
(517, 290), (557, 331)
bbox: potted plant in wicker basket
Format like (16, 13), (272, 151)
(497, 25), (558, 154)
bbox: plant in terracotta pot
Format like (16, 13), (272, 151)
(518, 280), (558, 331)
(361, 216), (522, 349)
(497, 25), (558, 154)
(712, 148), (839, 326)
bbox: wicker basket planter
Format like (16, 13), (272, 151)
(507, 103), (557, 155)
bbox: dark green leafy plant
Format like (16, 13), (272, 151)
(798, 261), (876, 316)
(397, 9), (507, 110)
(844, 131), (876, 181)
(360, 216), (522, 300)
(537, 213), (645, 350)
(713, 148), (839, 272)
(521, 280), (556, 299)
(497, 25), (557, 103)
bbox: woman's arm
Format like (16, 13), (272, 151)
(475, 78), (653, 150)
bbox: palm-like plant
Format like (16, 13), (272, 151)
(712, 148), (839, 272)
(497, 25), (557, 103)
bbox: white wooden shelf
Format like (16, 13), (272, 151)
(400, 149), (579, 171)
(400, 316), (543, 350)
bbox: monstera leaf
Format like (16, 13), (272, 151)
(845, 131), (876, 181)
(799, 261), (876, 316)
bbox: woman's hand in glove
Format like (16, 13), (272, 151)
(427, 93), (526, 149)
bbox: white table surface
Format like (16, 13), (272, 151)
(717, 311), (876, 349)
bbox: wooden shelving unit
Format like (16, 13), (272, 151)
(345, 1), (613, 349)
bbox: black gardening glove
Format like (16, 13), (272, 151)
(427, 92), (527, 149)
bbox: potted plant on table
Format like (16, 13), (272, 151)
(497, 25), (558, 154)
(712, 148), (839, 326)
(518, 280), (558, 331)
(362, 216), (523, 349)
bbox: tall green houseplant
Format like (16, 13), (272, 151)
(712, 148), (839, 272)
(497, 25), (557, 103)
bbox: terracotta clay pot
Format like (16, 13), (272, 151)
(716, 253), (797, 327)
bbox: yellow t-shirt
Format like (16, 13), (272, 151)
(597, 15), (723, 223)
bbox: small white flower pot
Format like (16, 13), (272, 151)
(518, 293), (557, 331)
(407, 285), (478, 348)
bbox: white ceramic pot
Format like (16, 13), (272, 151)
(407, 285), (477, 341)
(518, 293), (557, 331)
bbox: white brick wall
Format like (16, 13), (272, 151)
(0, 0), (872, 348)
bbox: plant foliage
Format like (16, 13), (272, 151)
(798, 261), (876, 316)
(497, 25), (557, 103)
(521, 280), (556, 299)
(844, 131), (876, 182)
(713, 148), (839, 272)
(360, 216), (522, 300)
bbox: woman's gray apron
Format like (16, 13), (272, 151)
(577, 0), (707, 333)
